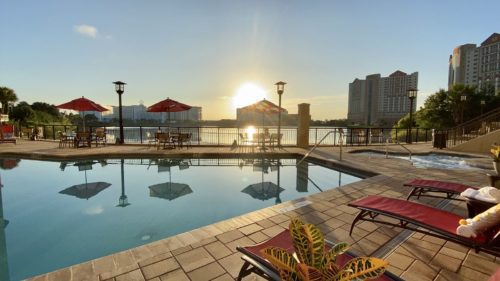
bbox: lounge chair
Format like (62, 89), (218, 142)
(236, 228), (404, 281)
(404, 178), (478, 201)
(348, 195), (500, 256)
(0, 124), (16, 144)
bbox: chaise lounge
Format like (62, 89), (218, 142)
(0, 124), (16, 144)
(348, 195), (500, 256)
(404, 178), (478, 201)
(236, 228), (404, 281)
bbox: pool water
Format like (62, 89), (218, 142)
(0, 157), (361, 280)
(355, 152), (480, 170)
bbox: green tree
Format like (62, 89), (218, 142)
(31, 102), (60, 117)
(0, 87), (18, 114)
(10, 104), (34, 125)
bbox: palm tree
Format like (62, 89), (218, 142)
(0, 87), (18, 114)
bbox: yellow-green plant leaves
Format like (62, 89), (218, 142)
(261, 246), (299, 281)
(332, 257), (388, 281)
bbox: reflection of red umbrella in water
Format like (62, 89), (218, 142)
(0, 159), (20, 170)
(56, 96), (108, 130)
(147, 98), (192, 125)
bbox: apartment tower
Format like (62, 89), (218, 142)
(448, 33), (500, 93)
(347, 71), (418, 126)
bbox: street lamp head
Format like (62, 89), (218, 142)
(481, 99), (486, 105)
(113, 81), (126, 94)
(407, 88), (418, 99)
(460, 94), (467, 102)
(275, 81), (286, 95)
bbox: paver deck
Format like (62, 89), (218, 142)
(1, 140), (498, 281)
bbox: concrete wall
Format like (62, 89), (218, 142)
(449, 130), (500, 154)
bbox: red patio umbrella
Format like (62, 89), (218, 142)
(56, 96), (108, 131)
(147, 98), (192, 125)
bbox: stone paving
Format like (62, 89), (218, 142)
(1, 140), (499, 281)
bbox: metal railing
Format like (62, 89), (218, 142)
(15, 124), (433, 146)
(297, 130), (343, 166)
(434, 107), (500, 148)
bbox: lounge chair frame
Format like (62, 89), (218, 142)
(236, 229), (404, 281)
(404, 179), (476, 201)
(348, 196), (500, 257)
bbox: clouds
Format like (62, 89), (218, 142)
(74, 24), (98, 38)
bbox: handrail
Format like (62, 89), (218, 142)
(395, 140), (412, 160)
(297, 130), (343, 166)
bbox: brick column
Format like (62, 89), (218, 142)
(297, 103), (310, 148)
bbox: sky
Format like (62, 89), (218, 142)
(1, 0), (499, 120)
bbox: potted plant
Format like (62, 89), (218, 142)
(261, 218), (388, 281)
(491, 144), (500, 175)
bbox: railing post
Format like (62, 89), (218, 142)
(198, 127), (200, 145)
(365, 128), (369, 146)
(217, 127), (220, 146)
(139, 126), (143, 144)
(425, 129), (428, 142)
(350, 129), (353, 146)
(395, 128), (398, 142)
(333, 128), (337, 146)
(416, 128), (419, 143)
(315, 128), (318, 145)
(52, 125), (55, 140)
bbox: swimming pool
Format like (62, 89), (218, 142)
(352, 151), (483, 170)
(0, 157), (361, 280)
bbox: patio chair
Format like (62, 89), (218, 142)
(0, 124), (16, 144)
(347, 195), (500, 256)
(156, 132), (174, 149)
(177, 133), (192, 149)
(58, 131), (73, 148)
(236, 228), (403, 281)
(74, 132), (91, 148)
(146, 132), (158, 148)
(269, 133), (282, 149)
(94, 128), (106, 147)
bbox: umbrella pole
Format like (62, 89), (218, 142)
(82, 111), (86, 132)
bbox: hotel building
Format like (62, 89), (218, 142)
(448, 33), (500, 93)
(347, 71), (418, 126)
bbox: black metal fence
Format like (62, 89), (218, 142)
(434, 107), (500, 149)
(16, 125), (433, 146)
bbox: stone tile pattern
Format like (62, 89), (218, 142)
(18, 143), (499, 281)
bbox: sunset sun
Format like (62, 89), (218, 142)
(232, 83), (267, 109)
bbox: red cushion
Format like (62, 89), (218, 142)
(243, 229), (396, 281)
(405, 179), (477, 192)
(489, 268), (500, 281)
(349, 195), (491, 244)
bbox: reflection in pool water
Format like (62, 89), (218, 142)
(0, 157), (361, 280)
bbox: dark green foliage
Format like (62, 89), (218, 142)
(31, 102), (60, 117)
(0, 87), (18, 114)
(397, 84), (500, 130)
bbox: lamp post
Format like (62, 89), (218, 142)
(460, 94), (467, 124)
(113, 81), (126, 144)
(407, 88), (417, 144)
(275, 81), (286, 148)
(481, 99), (485, 115)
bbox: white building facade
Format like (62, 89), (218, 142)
(348, 71), (418, 126)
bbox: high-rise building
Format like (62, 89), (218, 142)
(347, 71), (418, 126)
(448, 33), (500, 93)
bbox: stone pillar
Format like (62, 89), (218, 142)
(297, 103), (310, 148)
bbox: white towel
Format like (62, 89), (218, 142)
(460, 186), (500, 203)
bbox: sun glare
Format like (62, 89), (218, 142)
(232, 83), (267, 109)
